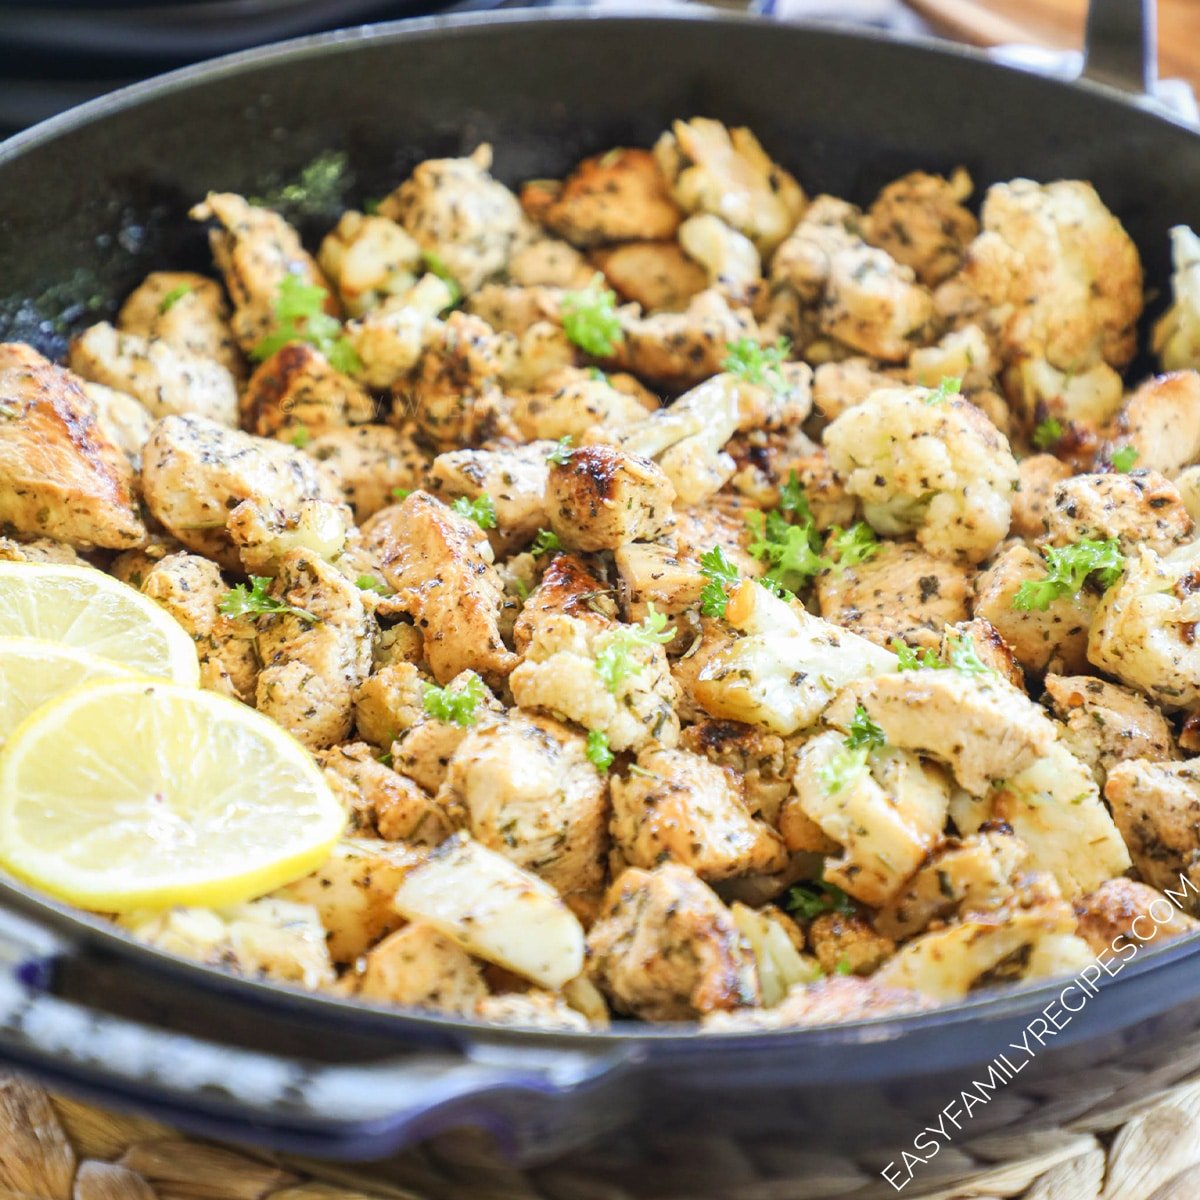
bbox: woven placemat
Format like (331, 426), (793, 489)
(5, 1069), (1200, 1200)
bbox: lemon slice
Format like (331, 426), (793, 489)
(0, 562), (199, 685)
(0, 637), (136, 747)
(0, 679), (344, 911)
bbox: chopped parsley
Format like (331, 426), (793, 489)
(891, 638), (949, 671)
(778, 470), (812, 521)
(1110, 444), (1139, 473)
(722, 336), (791, 394)
(391, 486), (412, 501)
(250, 150), (350, 217)
(251, 273), (361, 374)
(355, 574), (392, 595)
(698, 545), (741, 618)
(923, 376), (962, 405)
(289, 424), (311, 449)
(1032, 417), (1064, 450)
(784, 876), (855, 921)
(586, 729), (614, 773)
(560, 275), (623, 357)
(819, 706), (888, 795)
(158, 283), (192, 313)
(834, 956), (854, 976)
(746, 508), (830, 594)
(1012, 538), (1125, 612)
(218, 575), (317, 624)
(451, 493), (497, 529)
(587, 366), (609, 382)
(421, 250), (463, 308)
(828, 521), (879, 571)
(530, 528), (562, 557)
(946, 632), (993, 676)
(545, 436), (575, 466)
(422, 675), (487, 727)
(594, 604), (674, 693)
(844, 703), (886, 750)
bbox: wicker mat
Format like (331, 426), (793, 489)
(5, 1072), (1200, 1200)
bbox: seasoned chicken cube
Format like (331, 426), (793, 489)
(352, 661), (429, 747)
(0, 342), (144, 549)
(973, 542), (1096, 674)
(791, 733), (950, 906)
(1074, 878), (1198, 956)
(815, 540), (974, 651)
(864, 168), (978, 287)
(139, 552), (256, 702)
(466, 282), (563, 337)
(80, 381), (154, 467)
(824, 385), (1018, 563)
(586, 862), (760, 1020)
(782, 450), (859, 531)
(679, 720), (800, 826)
(511, 367), (656, 442)
(346, 274), (453, 389)
(611, 746), (786, 882)
(1043, 673), (1178, 786)
(590, 241), (707, 312)
(1153, 225), (1200, 371)
(319, 741), (449, 845)
(253, 548), (374, 749)
(507, 235), (594, 289)
(239, 342), (375, 440)
(304, 423), (427, 523)
(379, 144), (524, 294)
(475, 991), (590, 1031)
(807, 911), (895, 976)
(317, 210), (423, 316)
(437, 713), (608, 897)
(1105, 759), (1200, 907)
(0, 536), (83, 566)
(343, 922), (486, 1013)
(703, 975), (929, 1030)
(654, 118), (805, 254)
(811, 357), (898, 422)
(545, 444), (676, 551)
(677, 214), (764, 307)
(1104, 371), (1200, 478)
(1043, 469), (1191, 555)
(141, 414), (340, 569)
(1011, 453), (1073, 541)
(826, 668), (1058, 796)
(191, 192), (333, 352)
(226, 496), (348, 576)
(511, 551), (615, 653)
(116, 270), (243, 381)
(941, 617), (1025, 691)
(363, 491), (517, 688)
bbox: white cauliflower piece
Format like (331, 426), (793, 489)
(678, 214), (763, 306)
(317, 210), (423, 316)
(345, 274), (454, 389)
(1153, 225), (1200, 371)
(730, 903), (820, 1008)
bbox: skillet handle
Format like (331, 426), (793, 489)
(1081, 0), (1156, 96)
(0, 907), (630, 1162)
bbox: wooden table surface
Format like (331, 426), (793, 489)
(905, 0), (1200, 94)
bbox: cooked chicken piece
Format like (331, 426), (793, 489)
(1088, 545), (1200, 709)
(239, 342), (375, 440)
(807, 911), (895, 976)
(0, 342), (144, 549)
(1175, 465), (1200, 525)
(826, 668), (1057, 796)
(116, 270), (243, 381)
(811, 357), (897, 421)
(824, 385), (1018, 563)
(379, 144), (524, 294)
(815, 540), (974, 651)
(437, 712), (608, 898)
(0, 536), (83, 566)
(702, 975), (929, 1030)
(252, 548), (374, 750)
(611, 746), (786, 882)
(1105, 759), (1200, 907)
(402, 310), (519, 450)
(1103, 371), (1200, 478)
(80, 381), (154, 467)
(696, 581), (896, 735)
(678, 214), (764, 307)
(612, 288), (758, 391)
(139, 552), (256, 702)
(973, 542), (1096, 674)
(1153, 225), (1200, 371)
(507, 235), (594, 289)
(363, 491), (516, 688)
(503, 321), (578, 391)
(475, 991), (591, 1030)
(679, 721), (799, 826)
(729, 903), (820, 1007)
(511, 551), (615, 653)
(537, 148), (682, 247)
(791, 733), (950, 906)
(319, 741), (449, 845)
(120, 900), (334, 991)
(352, 661), (429, 747)
(654, 118), (805, 254)
(590, 241), (708, 312)
(466, 282), (562, 337)
(1011, 453), (1073, 541)
(344, 922), (486, 1013)
(511, 366), (656, 442)
(545, 444), (676, 551)
(864, 168), (978, 287)
(346, 275), (453, 390)
(428, 440), (552, 554)
(317, 210), (423, 317)
(277, 837), (423, 962)
(1074, 878), (1198, 956)
(1043, 469), (1192, 555)
(1043, 674), (1178, 787)
(304, 423), (427, 523)
(586, 862), (759, 1020)
(190, 192), (332, 352)
(224, 496), (347, 578)
(141, 414), (339, 569)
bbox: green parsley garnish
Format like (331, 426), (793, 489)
(158, 283), (192, 314)
(594, 604), (674, 693)
(530, 529), (562, 557)
(250, 150), (350, 217)
(251, 274), (362, 374)
(945, 632), (993, 676)
(746, 508), (830, 594)
(587, 367), (609, 382)
(560, 275), (624, 357)
(828, 521), (879, 571)
(422, 675), (486, 727)
(1032, 417), (1064, 450)
(844, 703), (886, 750)
(545, 436), (575, 466)
(819, 705), (888, 795)
(218, 575), (317, 624)
(421, 251), (463, 308)
(512, 578), (531, 601)
(722, 336), (791, 394)
(586, 729), (614, 773)
(451, 493), (497, 529)
(891, 638), (949, 671)
(355, 574), (392, 595)
(923, 376), (962, 405)
(784, 877), (855, 921)
(698, 545), (741, 619)
(391, 487), (412, 502)
(289, 424), (311, 449)
(1110, 445), (1139, 473)
(834, 956), (854, 976)
(778, 470), (813, 522)
(1012, 538), (1125, 612)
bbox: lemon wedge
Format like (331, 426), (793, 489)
(0, 561), (199, 685)
(0, 679), (344, 911)
(0, 637), (136, 747)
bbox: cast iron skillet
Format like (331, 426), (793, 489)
(2, 0), (1200, 1178)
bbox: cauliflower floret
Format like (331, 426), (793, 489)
(811, 357), (898, 422)
(1006, 356), (1125, 437)
(226, 496), (348, 576)
(345, 274), (454, 390)
(1044, 470), (1192, 555)
(1074, 878), (1199, 955)
(590, 241), (708, 312)
(305, 423), (427, 523)
(730, 903), (820, 1007)
(342, 922), (486, 1013)
(677, 214), (763, 307)
(475, 991), (593, 1031)
(653, 118), (805, 254)
(1153, 225), (1200, 371)
(317, 210), (423, 316)
(824, 385), (1018, 563)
